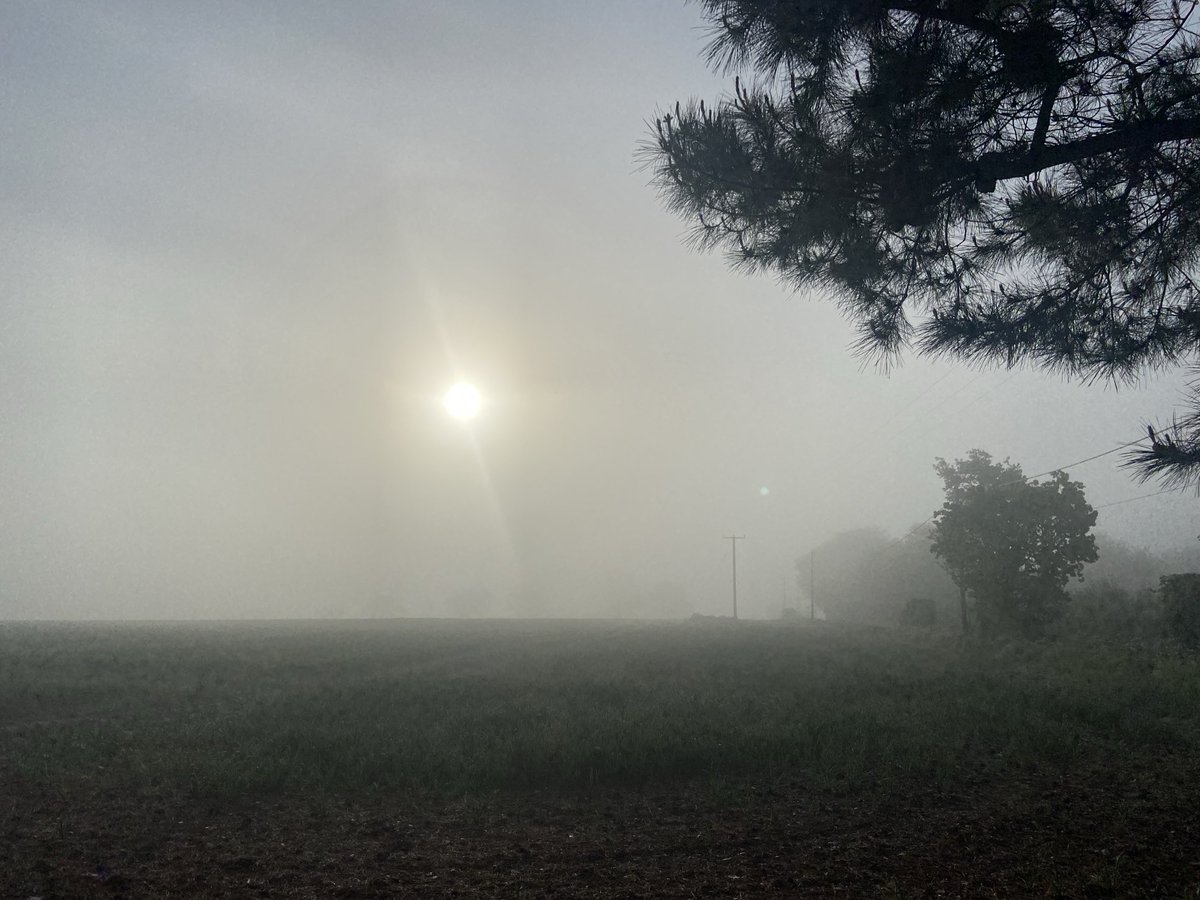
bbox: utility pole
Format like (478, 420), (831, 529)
(724, 535), (744, 619)
(810, 549), (815, 620)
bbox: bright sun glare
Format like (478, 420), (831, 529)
(443, 382), (483, 421)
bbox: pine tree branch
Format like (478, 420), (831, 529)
(976, 116), (1200, 185)
(887, 0), (1011, 41)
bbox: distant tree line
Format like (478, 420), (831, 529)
(799, 448), (1200, 645)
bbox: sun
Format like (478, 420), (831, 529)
(443, 382), (483, 420)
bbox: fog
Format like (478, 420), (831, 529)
(3, 0), (1196, 621)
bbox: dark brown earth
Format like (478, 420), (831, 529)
(5, 758), (1198, 899)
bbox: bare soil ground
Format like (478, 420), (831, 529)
(5, 755), (1198, 899)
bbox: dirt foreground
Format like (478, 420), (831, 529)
(5, 762), (1198, 899)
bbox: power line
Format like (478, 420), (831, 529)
(1016, 433), (1152, 484)
(1094, 488), (1177, 509)
(866, 369), (956, 438)
(889, 371), (988, 441)
(924, 371), (1019, 431)
(889, 514), (937, 547)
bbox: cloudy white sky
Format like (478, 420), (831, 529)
(2, 0), (1196, 619)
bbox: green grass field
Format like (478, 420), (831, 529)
(3, 619), (1199, 897)
(3, 618), (1198, 798)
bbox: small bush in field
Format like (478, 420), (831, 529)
(1160, 574), (1200, 648)
(1064, 581), (1160, 643)
(900, 596), (937, 629)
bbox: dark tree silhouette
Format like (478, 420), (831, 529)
(646, 0), (1200, 486)
(931, 450), (1098, 637)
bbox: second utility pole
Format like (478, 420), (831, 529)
(810, 549), (815, 620)
(724, 534), (745, 619)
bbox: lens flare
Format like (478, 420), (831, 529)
(443, 382), (482, 420)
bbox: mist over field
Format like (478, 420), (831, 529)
(3, 1), (1198, 622)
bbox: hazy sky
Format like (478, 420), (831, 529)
(3, 1), (1196, 619)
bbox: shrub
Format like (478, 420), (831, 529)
(1062, 581), (1161, 644)
(1160, 574), (1200, 648)
(899, 596), (937, 629)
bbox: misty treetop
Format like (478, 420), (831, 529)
(797, 525), (960, 625)
(647, 0), (1200, 486)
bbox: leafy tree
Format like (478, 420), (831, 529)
(887, 521), (962, 620)
(799, 524), (958, 624)
(647, 1), (1200, 486)
(931, 450), (1098, 637)
(800, 527), (895, 621)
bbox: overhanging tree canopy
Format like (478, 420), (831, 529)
(647, 0), (1200, 486)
